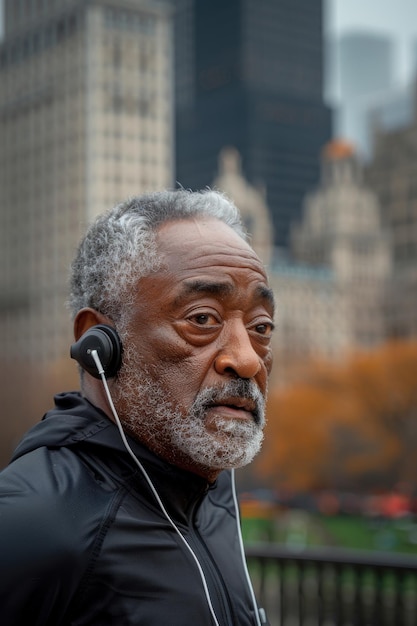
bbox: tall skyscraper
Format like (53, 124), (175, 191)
(174, 0), (332, 248)
(0, 0), (173, 364)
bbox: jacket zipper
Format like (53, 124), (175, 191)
(185, 500), (237, 626)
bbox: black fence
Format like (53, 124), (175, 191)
(246, 544), (417, 626)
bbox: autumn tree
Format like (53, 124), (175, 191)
(255, 340), (417, 494)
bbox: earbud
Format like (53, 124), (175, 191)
(70, 324), (123, 379)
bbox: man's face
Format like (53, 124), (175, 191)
(114, 218), (275, 481)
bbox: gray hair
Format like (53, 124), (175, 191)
(69, 189), (248, 326)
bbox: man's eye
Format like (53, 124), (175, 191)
(190, 313), (218, 326)
(254, 322), (274, 336)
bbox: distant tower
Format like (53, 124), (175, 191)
(174, 0), (332, 248)
(0, 0), (173, 364)
(213, 147), (273, 267)
(291, 140), (391, 345)
(365, 84), (417, 338)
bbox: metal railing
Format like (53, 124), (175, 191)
(245, 543), (417, 626)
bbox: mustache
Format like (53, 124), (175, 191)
(192, 379), (266, 425)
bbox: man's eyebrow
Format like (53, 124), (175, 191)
(256, 285), (275, 315)
(175, 280), (233, 304)
(175, 279), (275, 314)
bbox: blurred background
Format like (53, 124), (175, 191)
(1, 0), (417, 563)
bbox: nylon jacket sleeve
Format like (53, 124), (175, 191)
(0, 450), (97, 626)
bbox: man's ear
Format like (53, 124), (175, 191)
(73, 308), (110, 341)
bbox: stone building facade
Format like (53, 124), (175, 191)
(0, 0), (173, 363)
(365, 83), (417, 338)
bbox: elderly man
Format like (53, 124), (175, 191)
(0, 190), (274, 625)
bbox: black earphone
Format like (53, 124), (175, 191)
(70, 324), (123, 379)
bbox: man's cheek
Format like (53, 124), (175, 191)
(155, 366), (203, 406)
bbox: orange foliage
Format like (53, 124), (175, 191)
(256, 340), (417, 493)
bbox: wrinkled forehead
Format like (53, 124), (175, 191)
(155, 217), (268, 276)
(151, 217), (275, 314)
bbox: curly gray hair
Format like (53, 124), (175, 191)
(69, 189), (247, 327)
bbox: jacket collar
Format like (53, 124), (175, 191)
(11, 391), (216, 524)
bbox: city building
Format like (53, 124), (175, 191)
(212, 146), (273, 267)
(0, 0), (173, 364)
(368, 82), (416, 137)
(174, 0), (332, 248)
(269, 140), (392, 376)
(290, 140), (391, 346)
(365, 79), (417, 338)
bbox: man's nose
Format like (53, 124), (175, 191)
(214, 321), (261, 379)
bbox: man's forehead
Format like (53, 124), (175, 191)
(156, 218), (264, 268)
(156, 217), (249, 251)
(153, 218), (274, 308)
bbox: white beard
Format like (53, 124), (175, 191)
(114, 344), (266, 472)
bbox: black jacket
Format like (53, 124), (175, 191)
(0, 392), (263, 625)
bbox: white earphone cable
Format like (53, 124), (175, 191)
(90, 350), (220, 626)
(91, 349), (264, 626)
(231, 468), (264, 626)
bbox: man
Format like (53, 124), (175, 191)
(0, 190), (275, 625)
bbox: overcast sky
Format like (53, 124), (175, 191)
(326, 0), (417, 85)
